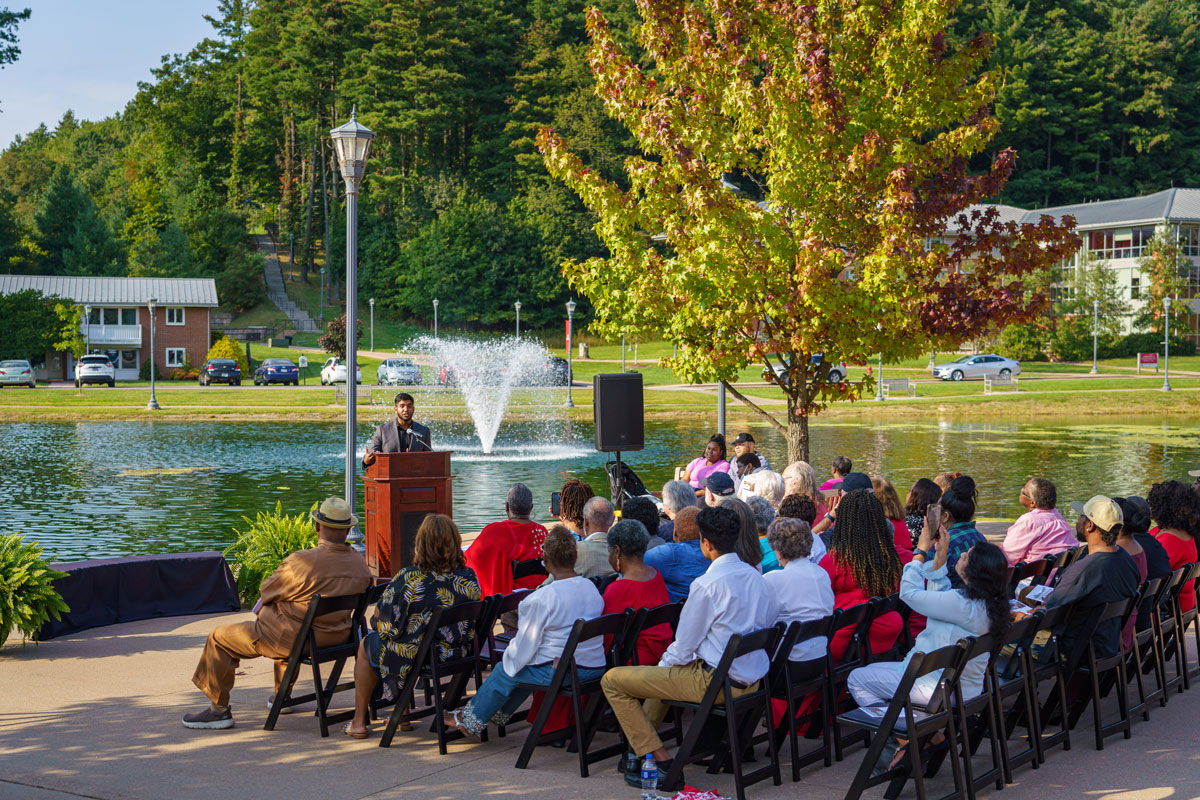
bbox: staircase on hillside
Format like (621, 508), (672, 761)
(255, 234), (320, 332)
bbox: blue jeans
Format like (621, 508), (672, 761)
(459, 662), (606, 735)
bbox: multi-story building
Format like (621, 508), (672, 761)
(0, 275), (218, 381)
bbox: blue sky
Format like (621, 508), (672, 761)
(0, 1), (218, 149)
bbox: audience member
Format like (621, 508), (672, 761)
(933, 472), (962, 493)
(904, 479), (942, 549)
(555, 478), (596, 540)
(601, 506), (776, 791)
(718, 495), (764, 568)
(812, 471), (874, 546)
(777, 493), (827, 563)
(465, 483), (546, 595)
(937, 475), (987, 588)
(740, 469), (785, 508)
(603, 520), (672, 666)
(872, 476), (914, 561)
(1000, 477), (1076, 566)
(748, 496), (781, 572)
(1116, 496), (1170, 633)
(659, 480), (698, 541)
(731, 432), (772, 472)
(735, 453), (764, 485)
(781, 460), (828, 518)
(819, 455), (852, 492)
(819, 489), (904, 660)
(446, 529), (604, 737)
(619, 495), (667, 551)
(564, 496), (617, 580)
(764, 518), (834, 665)
(183, 497), (372, 730)
(1110, 502), (1147, 648)
(644, 506), (709, 603)
(1149, 480), (1200, 614)
(704, 471), (736, 507)
(345, 514), (481, 738)
(682, 433), (732, 493)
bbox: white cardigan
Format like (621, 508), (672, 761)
(898, 559), (991, 700)
(502, 576), (604, 677)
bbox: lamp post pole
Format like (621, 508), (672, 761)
(433, 298), (439, 339)
(83, 304), (91, 356)
(320, 268), (326, 321)
(514, 300), (521, 338)
(622, 333), (626, 372)
(146, 298), (160, 410)
(1163, 296), (1172, 391)
(331, 107), (375, 530)
(875, 323), (885, 401)
(565, 298), (576, 408)
(289, 233), (294, 281)
(1091, 299), (1100, 374)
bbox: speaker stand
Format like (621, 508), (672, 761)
(614, 450), (625, 511)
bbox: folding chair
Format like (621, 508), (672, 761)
(1174, 562), (1200, 683)
(864, 594), (907, 663)
(1127, 577), (1167, 720)
(1008, 558), (1051, 594)
(481, 589), (531, 736)
(265, 589), (369, 737)
(948, 634), (1005, 799)
(839, 641), (970, 800)
(989, 614), (1041, 783)
(661, 627), (783, 800)
(769, 615), (836, 781)
(1075, 597), (1137, 750)
(511, 557), (548, 584)
(592, 572), (620, 595)
(1025, 603), (1073, 761)
(1156, 566), (1189, 694)
(620, 602), (684, 666)
(513, 610), (631, 777)
(827, 601), (875, 761)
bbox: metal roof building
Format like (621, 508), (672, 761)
(0, 276), (219, 307)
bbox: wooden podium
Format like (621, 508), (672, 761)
(363, 451), (453, 579)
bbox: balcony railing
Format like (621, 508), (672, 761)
(81, 323), (142, 346)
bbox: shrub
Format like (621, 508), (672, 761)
(1049, 316), (1093, 362)
(1109, 331), (1197, 359)
(138, 358), (161, 381)
(997, 323), (1047, 362)
(223, 502), (317, 606)
(170, 356), (201, 380)
(206, 335), (249, 373)
(0, 534), (69, 647)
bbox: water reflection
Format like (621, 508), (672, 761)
(1, 416), (1197, 562)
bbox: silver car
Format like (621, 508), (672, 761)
(931, 353), (1021, 381)
(0, 359), (35, 388)
(377, 357), (422, 386)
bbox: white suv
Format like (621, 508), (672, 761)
(320, 357), (362, 385)
(76, 354), (116, 387)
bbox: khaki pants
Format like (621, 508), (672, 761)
(600, 660), (757, 756)
(191, 621), (294, 707)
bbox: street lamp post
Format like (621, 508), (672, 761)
(875, 352), (885, 401)
(83, 304), (91, 355)
(1091, 299), (1100, 374)
(320, 268), (326, 321)
(514, 300), (521, 338)
(146, 298), (160, 410)
(433, 298), (439, 338)
(331, 107), (375, 530)
(1163, 296), (1172, 391)
(565, 298), (576, 408)
(289, 233), (294, 281)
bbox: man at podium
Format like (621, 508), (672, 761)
(363, 392), (432, 468)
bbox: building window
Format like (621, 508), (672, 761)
(121, 308), (137, 325)
(121, 350), (138, 369)
(166, 348), (186, 368)
(166, 307), (185, 325)
(1131, 276), (1140, 299)
(1087, 226), (1156, 260)
(1181, 226), (1200, 257)
(102, 307), (119, 325)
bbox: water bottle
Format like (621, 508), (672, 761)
(640, 754), (658, 800)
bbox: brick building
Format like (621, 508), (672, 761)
(0, 275), (218, 382)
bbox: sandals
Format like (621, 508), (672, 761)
(343, 722), (369, 740)
(446, 709), (477, 739)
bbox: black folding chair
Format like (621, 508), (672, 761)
(1156, 566), (1189, 695)
(265, 589), (369, 737)
(1127, 578), (1167, 720)
(864, 594), (906, 663)
(513, 610), (631, 777)
(1008, 558), (1051, 593)
(989, 613), (1042, 784)
(619, 602), (684, 666)
(827, 601), (875, 761)
(1173, 562), (1200, 683)
(948, 634), (1005, 799)
(839, 641), (969, 800)
(511, 557), (548, 583)
(1025, 603), (1073, 761)
(769, 615), (836, 781)
(1076, 597), (1138, 750)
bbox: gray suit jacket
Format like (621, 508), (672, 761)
(364, 419), (432, 467)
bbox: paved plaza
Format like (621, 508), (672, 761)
(2, 612), (1199, 800)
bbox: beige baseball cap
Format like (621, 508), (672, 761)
(1070, 495), (1123, 533)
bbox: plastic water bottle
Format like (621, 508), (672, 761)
(640, 754), (658, 800)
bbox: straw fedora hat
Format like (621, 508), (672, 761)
(312, 496), (358, 530)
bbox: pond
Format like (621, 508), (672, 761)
(2, 415), (1198, 562)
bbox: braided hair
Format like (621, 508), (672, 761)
(960, 541), (1012, 637)
(829, 489), (903, 599)
(1147, 480), (1200, 537)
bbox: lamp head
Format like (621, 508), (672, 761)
(329, 106), (375, 183)
(566, 298), (577, 315)
(84, 304), (91, 315)
(1164, 296), (1172, 310)
(370, 297), (375, 307)
(147, 297), (157, 311)
(514, 300), (521, 311)
(433, 298), (439, 309)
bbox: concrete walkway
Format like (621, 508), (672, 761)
(3, 613), (1199, 800)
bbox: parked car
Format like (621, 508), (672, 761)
(534, 356), (571, 386)
(377, 357), (422, 386)
(75, 354), (116, 387)
(931, 353), (1021, 381)
(0, 359), (35, 388)
(321, 357), (362, 385)
(199, 358), (242, 386)
(253, 358), (299, 386)
(766, 356), (847, 384)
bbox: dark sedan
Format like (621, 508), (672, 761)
(254, 358), (299, 386)
(199, 358), (242, 386)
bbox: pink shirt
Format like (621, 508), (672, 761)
(1000, 508), (1077, 566)
(686, 456), (731, 489)
(818, 477), (842, 492)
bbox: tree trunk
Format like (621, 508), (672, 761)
(301, 144), (316, 282)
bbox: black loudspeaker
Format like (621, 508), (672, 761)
(594, 372), (644, 452)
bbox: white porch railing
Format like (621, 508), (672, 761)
(81, 324), (143, 346)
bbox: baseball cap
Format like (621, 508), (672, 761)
(840, 472), (873, 493)
(705, 471), (736, 496)
(731, 432), (755, 445)
(1070, 495), (1123, 533)
(1188, 469), (1200, 478)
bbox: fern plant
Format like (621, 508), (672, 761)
(0, 534), (70, 647)
(223, 502), (317, 606)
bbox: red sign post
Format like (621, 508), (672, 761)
(1137, 352), (1159, 374)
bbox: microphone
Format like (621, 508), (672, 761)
(406, 427), (429, 452)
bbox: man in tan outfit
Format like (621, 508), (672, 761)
(182, 497), (372, 729)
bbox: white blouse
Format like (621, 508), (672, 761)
(502, 576), (605, 677)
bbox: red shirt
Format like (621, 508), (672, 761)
(603, 571), (672, 666)
(819, 552), (902, 661)
(1156, 530), (1197, 614)
(464, 519), (543, 597)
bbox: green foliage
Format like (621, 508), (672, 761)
(138, 358), (161, 381)
(1110, 331), (1197, 358)
(997, 323), (1047, 362)
(1135, 232), (1191, 333)
(50, 300), (85, 360)
(318, 313), (362, 361)
(1055, 253), (1129, 338)
(1050, 316), (1098, 362)
(206, 335), (249, 373)
(0, 288), (60, 360)
(223, 502), (317, 606)
(0, 533), (69, 647)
